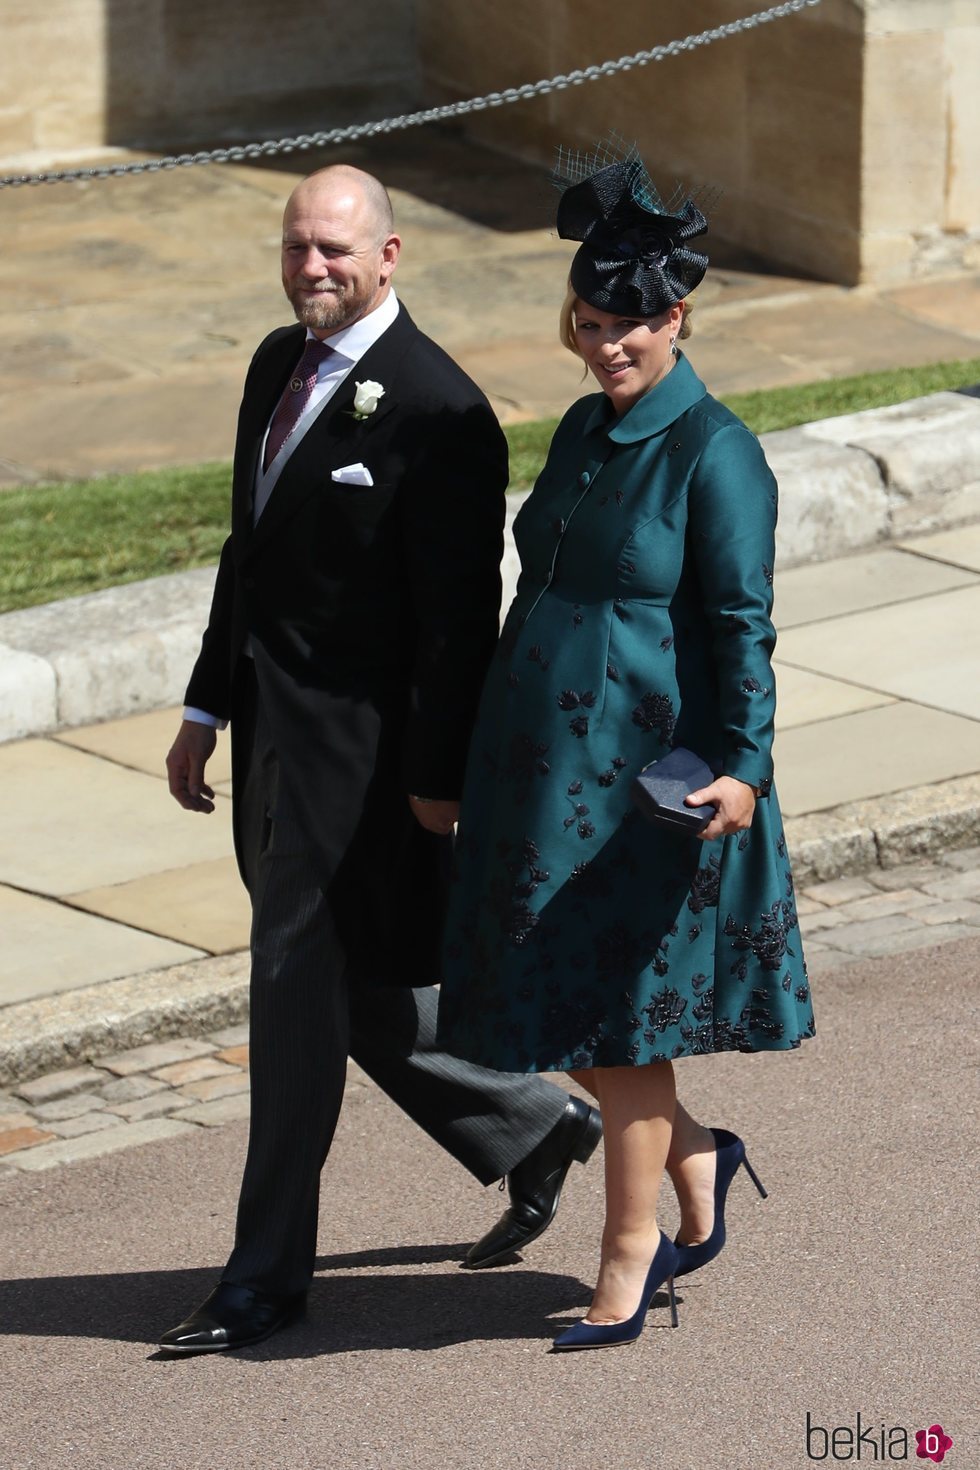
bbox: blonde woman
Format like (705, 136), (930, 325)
(437, 144), (812, 1350)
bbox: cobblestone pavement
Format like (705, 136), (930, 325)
(798, 845), (980, 964)
(0, 1024), (255, 1173)
(0, 1023), (363, 1174)
(2, 845), (978, 1175)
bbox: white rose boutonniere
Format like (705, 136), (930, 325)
(350, 380), (385, 421)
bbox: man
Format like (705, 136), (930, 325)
(161, 165), (600, 1354)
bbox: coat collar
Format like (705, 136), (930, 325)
(582, 351), (707, 443)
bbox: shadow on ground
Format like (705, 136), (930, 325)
(0, 1245), (685, 1357)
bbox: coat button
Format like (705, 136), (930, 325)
(578, 471), (591, 487)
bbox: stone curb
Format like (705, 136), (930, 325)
(1, 777), (977, 1088)
(2, 390), (979, 741)
(0, 567), (218, 742)
(765, 387), (980, 566)
(0, 952), (249, 1089)
(785, 773), (980, 884)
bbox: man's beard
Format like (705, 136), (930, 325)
(284, 277), (373, 332)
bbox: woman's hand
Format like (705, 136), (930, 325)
(685, 776), (757, 841)
(408, 795), (460, 835)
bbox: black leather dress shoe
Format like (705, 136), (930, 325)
(464, 1096), (602, 1269)
(158, 1282), (306, 1355)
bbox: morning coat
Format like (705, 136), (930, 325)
(185, 304), (507, 982)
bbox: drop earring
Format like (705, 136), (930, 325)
(669, 336), (678, 356)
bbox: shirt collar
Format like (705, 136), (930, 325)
(582, 351), (707, 442)
(304, 288), (400, 365)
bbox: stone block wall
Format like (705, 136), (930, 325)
(0, 0), (109, 158)
(414, 0), (866, 279)
(861, 0), (980, 280)
(415, 0), (980, 286)
(0, 0), (418, 158)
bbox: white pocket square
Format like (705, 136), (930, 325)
(331, 462), (374, 486)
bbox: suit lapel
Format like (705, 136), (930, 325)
(232, 327), (305, 545)
(244, 307), (417, 557)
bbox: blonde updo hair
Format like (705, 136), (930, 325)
(559, 282), (694, 359)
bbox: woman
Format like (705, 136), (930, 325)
(436, 144), (814, 1350)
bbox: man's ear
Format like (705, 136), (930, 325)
(380, 234), (401, 279)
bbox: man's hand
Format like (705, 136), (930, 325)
(686, 775), (756, 842)
(166, 720), (218, 813)
(408, 795), (459, 835)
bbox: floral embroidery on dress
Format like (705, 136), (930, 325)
(502, 732), (552, 798)
(643, 987), (688, 1035)
(687, 855), (721, 913)
(631, 692), (676, 741)
(724, 899), (799, 981)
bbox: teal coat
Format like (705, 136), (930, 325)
(437, 354), (815, 1072)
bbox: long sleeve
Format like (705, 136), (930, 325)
(687, 422), (778, 794)
(183, 534), (237, 721)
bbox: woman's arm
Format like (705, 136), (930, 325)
(686, 420), (779, 812)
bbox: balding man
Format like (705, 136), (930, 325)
(161, 166), (600, 1353)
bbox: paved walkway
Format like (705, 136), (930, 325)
(1, 937), (975, 1469)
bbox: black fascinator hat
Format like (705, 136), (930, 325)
(555, 137), (712, 317)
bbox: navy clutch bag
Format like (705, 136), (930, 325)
(630, 747), (717, 834)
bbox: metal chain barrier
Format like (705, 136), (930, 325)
(0, 0), (821, 190)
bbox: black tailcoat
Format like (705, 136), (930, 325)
(185, 304), (507, 982)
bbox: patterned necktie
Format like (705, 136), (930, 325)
(263, 338), (334, 470)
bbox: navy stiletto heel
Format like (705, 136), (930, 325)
(552, 1231), (680, 1351)
(672, 1127), (767, 1279)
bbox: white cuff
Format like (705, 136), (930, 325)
(183, 706), (228, 731)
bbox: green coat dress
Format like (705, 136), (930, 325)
(437, 353), (815, 1073)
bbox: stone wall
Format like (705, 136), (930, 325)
(862, 0), (980, 280)
(0, 0), (418, 158)
(415, 0), (980, 286)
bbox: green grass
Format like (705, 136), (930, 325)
(2, 354), (979, 614)
(504, 415), (560, 490)
(721, 356), (980, 435)
(0, 464), (232, 612)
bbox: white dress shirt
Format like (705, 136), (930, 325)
(184, 290), (400, 730)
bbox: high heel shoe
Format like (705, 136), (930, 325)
(552, 1231), (680, 1351)
(672, 1127), (767, 1279)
